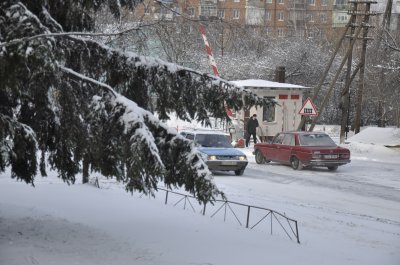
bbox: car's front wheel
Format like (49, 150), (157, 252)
(291, 156), (303, 170)
(234, 168), (245, 176)
(255, 150), (265, 164)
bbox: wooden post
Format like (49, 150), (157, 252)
(340, 3), (357, 144)
(354, 1), (379, 133)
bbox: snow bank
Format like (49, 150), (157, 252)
(346, 127), (400, 147)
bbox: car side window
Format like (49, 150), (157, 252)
(282, 134), (295, 146)
(186, 134), (194, 140)
(273, 134), (284, 144)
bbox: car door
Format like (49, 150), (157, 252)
(265, 133), (285, 161)
(275, 133), (295, 163)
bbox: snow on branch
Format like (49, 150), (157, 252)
(58, 64), (165, 167)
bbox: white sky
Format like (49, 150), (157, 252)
(0, 126), (399, 265)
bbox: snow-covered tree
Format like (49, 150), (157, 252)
(0, 0), (270, 203)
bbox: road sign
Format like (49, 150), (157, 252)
(298, 97), (318, 116)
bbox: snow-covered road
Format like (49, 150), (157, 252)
(242, 158), (400, 203)
(211, 149), (400, 264)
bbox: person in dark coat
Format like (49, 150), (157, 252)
(246, 114), (259, 147)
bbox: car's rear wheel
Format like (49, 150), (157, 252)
(234, 168), (245, 176)
(327, 166), (338, 171)
(291, 156), (303, 170)
(255, 150), (265, 164)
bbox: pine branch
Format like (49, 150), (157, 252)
(58, 64), (117, 97)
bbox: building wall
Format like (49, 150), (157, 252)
(128, 0), (338, 39)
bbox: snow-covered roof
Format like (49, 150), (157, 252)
(231, 79), (309, 90)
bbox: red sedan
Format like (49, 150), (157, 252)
(254, 131), (351, 171)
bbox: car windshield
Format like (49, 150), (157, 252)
(299, 134), (336, 146)
(195, 134), (233, 148)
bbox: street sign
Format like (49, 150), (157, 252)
(298, 97), (318, 116)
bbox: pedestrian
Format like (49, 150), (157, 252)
(246, 114), (259, 147)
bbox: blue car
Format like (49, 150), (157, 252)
(180, 130), (248, 176)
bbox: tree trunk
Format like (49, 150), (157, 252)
(82, 156), (89, 184)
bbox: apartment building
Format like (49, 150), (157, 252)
(128, 0), (353, 38)
(129, 0), (247, 23)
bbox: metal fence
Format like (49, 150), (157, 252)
(94, 178), (300, 244)
(159, 188), (300, 244)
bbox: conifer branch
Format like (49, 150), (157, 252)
(58, 64), (118, 97)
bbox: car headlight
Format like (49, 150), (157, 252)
(239, 156), (247, 161)
(198, 152), (208, 161)
(208, 155), (217, 160)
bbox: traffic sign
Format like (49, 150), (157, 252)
(298, 97), (318, 116)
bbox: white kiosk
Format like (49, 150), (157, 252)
(231, 79), (309, 141)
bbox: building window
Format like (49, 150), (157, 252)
(266, 0), (273, 3)
(233, 9), (240, 19)
(320, 13), (327, 22)
(308, 13), (314, 22)
(201, 5), (217, 17)
(265, 11), (271, 21)
(188, 7), (195, 17)
(263, 97), (276, 122)
(234, 0), (240, 2)
(321, 0), (328, 6)
(278, 0), (284, 4)
(338, 14), (348, 21)
(278, 12), (284, 21)
(278, 28), (285, 37)
(218, 9), (225, 19)
(308, 0), (315, 5)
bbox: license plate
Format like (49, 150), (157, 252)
(221, 161), (237, 165)
(324, 155), (338, 159)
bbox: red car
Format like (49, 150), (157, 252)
(254, 131), (351, 171)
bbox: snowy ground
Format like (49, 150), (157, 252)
(1, 126), (399, 265)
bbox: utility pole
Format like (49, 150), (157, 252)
(339, 1), (357, 144)
(353, 0), (393, 132)
(352, 0), (376, 134)
(297, 1), (376, 141)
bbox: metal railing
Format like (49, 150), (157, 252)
(159, 188), (299, 244)
(94, 178), (300, 244)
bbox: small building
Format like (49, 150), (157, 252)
(231, 79), (309, 141)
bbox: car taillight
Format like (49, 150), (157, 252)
(312, 152), (322, 159)
(340, 153), (350, 159)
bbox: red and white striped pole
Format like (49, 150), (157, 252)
(199, 23), (220, 77)
(199, 23), (234, 118)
